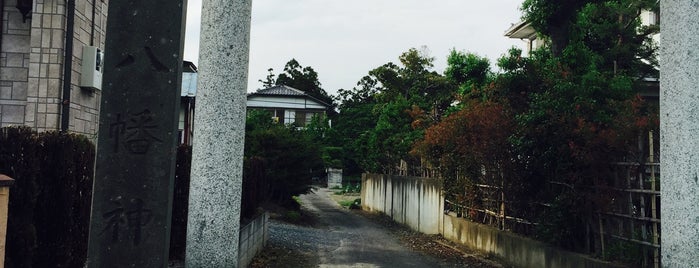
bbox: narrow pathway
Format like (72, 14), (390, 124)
(301, 188), (442, 267)
(265, 188), (444, 267)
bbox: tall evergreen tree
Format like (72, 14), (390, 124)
(275, 59), (335, 108)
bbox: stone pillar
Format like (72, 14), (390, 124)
(660, 1), (699, 266)
(86, 0), (186, 267)
(185, 0), (252, 267)
(0, 174), (14, 267)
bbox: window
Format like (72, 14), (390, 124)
(295, 111), (306, 126)
(267, 109), (284, 124)
(284, 110), (295, 125)
(293, 111), (317, 127)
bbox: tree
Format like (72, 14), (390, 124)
(512, 0), (659, 250)
(336, 75), (379, 108)
(335, 48), (458, 174)
(571, 0), (659, 77)
(258, 59), (337, 113)
(365, 97), (420, 173)
(371, 48), (456, 119)
(521, 0), (658, 62)
(258, 68), (276, 88)
(443, 50), (493, 115)
(410, 0), (659, 255)
(329, 47), (475, 175)
(521, 0), (601, 56)
(275, 59), (335, 109)
(326, 76), (381, 176)
(244, 110), (324, 207)
(413, 99), (515, 219)
(445, 50), (491, 94)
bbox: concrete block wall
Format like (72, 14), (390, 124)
(442, 215), (623, 268)
(238, 212), (269, 268)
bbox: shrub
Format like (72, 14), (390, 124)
(169, 145), (192, 261)
(0, 127), (95, 268)
(169, 146), (273, 261)
(245, 110), (324, 206)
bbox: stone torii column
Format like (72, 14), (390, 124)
(185, 0), (252, 267)
(660, 0), (699, 266)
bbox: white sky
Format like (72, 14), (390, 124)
(184, 1), (526, 96)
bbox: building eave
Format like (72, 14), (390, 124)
(504, 21), (537, 40)
(248, 85), (332, 108)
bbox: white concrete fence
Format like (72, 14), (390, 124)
(361, 173), (444, 234)
(361, 174), (623, 268)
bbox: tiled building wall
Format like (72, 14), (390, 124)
(0, 0), (107, 135)
(0, 0), (31, 127)
(28, 0), (67, 132)
(69, 0), (106, 135)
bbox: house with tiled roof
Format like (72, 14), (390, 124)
(176, 82), (332, 145)
(247, 85), (331, 127)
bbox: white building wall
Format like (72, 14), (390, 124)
(640, 10), (660, 44)
(247, 95), (327, 110)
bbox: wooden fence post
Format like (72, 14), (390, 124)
(599, 213), (605, 258)
(0, 174), (15, 268)
(649, 131), (659, 268)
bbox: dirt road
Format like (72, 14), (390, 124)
(301, 188), (443, 267)
(253, 188), (503, 268)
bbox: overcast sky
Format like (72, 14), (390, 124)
(184, 0), (526, 96)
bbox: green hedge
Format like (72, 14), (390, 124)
(241, 156), (268, 220)
(169, 145), (191, 261)
(168, 146), (268, 261)
(0, 127), (95, 268)
(0, 127), (269, 265)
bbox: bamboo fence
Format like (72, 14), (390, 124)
(395, 131), (661, 266)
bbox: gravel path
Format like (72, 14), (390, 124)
(302, 188), (443, 267)
(254, 188), (502, 268)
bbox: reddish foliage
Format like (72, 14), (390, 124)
(418, 100), (513, 164)
(413, 100), (516, 217)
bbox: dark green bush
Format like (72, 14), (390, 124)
(241, 156), (268, 220)
(168, 145), (271, 261)
(0, 127), (39, 268)
(169, 145), (192, 261)
(321, 147), (344, 169)
(1, 121), (297, 265)
(245, 110), (324, 207)
(0, 127), (95, 268)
